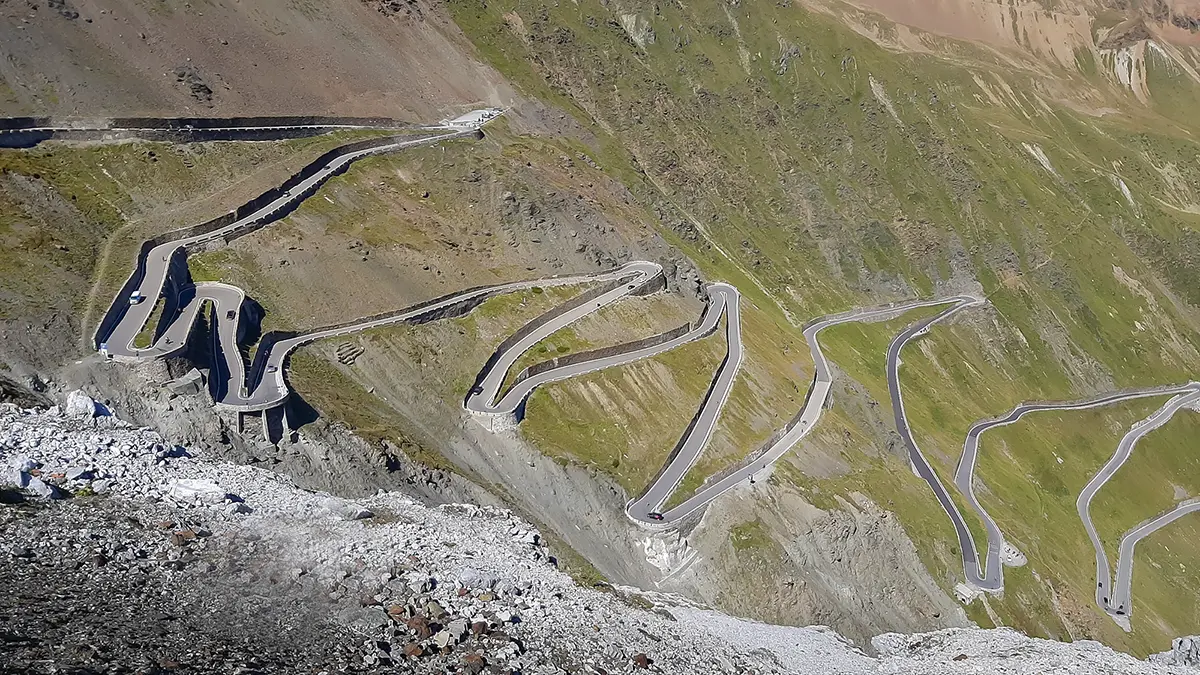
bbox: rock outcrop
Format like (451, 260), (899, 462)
(1151, 635), (1200, 667)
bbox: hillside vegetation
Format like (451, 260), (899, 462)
(3, 0), (1200, 657)
(443, 0), (1200, 654)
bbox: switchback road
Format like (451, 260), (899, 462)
(99, 129), (479, 410)
(465, 281), (982, 525)
(955, 385), (1198, 593)
(1079, 385), (1200, 619)
(1110, 498), (1200, 620)
(65, 112), (1199, 612)
(644, 295), (984, 525)
(896, 328), (1199, 618)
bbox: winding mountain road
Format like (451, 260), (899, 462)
(64, 112), (1200, 615)
(893, 316), (1200, 617)
(464, 280), (985, 525)
(1079, 385), (1200, 619)
(885, 297), (989, 586)
(459, 269), (744, 522)
(640, 295), (986, 525)
(464, 265), (731, 419)
(955, 385), (1199, 593)
(0, 116), (426, 148)
(1110, 499), (1200, 620)
(91, 114), (513, 409)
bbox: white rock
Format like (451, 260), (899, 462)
(458, 567), (483, 588)
(166, 478), (227, 504)
(65, 390), (99, 417)
(4, 467), (30, 488)
(433, 629), (453, 649)
(8, 456), (36, 472)
(870, 632), (909, 657)
(26, 477), (57, 500)
(447, 618), (468, 641)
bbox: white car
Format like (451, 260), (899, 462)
(129, 292), (146, 305)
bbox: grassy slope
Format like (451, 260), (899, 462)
(446, 0), (1200, 653)
(521, 329), (726, 494)
(0, 133), (386, 336)
(498, 292), (700, 395)
(286, 286), (582, 469)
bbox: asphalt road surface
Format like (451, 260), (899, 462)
(644, 295), (985, 525)
(466, 276), (980, 525)
(99, 122), (485, 409)
(885, 297), (987, 585)
(1110, 497), (1200, 620)
(955, 385), (1197, 593)
(460, 270), (744, 524)
(623, 285), (742, 523)
(464, 262), (702, 416)
(81, 112), (1200, 601)
(1078, 385), (1200, 619)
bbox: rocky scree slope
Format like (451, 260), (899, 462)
(2, 395), (1200, 674)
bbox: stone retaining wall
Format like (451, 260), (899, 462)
(463, 278), (633, 406)
(513, 322), (690, 385)
(632, 293), (730, 506)
(686, 372), (822, 503)
(0, 116), (415, 148)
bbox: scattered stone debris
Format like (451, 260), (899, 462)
(172, 66), (214, 105)
(47, 0), (79, 19)
(360, 0), (422, 19)
(1150, 635), (1200, 667)
(336, 342), (366, 365)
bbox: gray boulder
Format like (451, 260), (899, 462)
(166, 369), (206, 396)
(4, 467), (30, 489)
(338, 606), (388, 635)
(446, 618), (468, 642)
